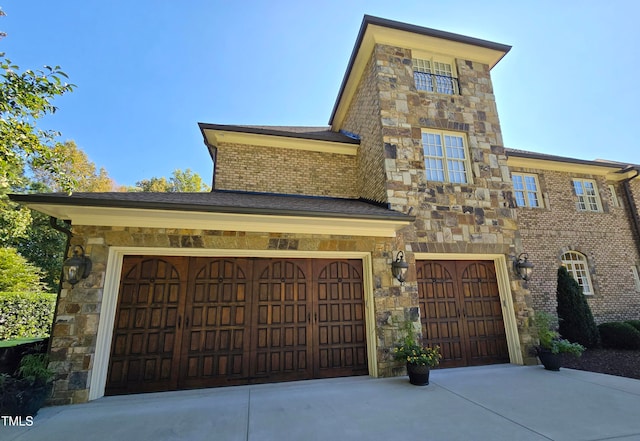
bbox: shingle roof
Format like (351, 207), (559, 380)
(198, 123), (359, 144)
(9, 190), (413, 222)
(505, 148), (640, 170)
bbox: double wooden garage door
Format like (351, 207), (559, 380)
(106, 256), (368, 395)
(417, 260), (509, 368)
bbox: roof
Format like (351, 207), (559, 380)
(329, 15), (512, 125)
(198, 124), (359, 145)
(9, 190), (412, 222)
(505, 148), (639, 170)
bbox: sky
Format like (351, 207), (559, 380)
(2, 1), (639, 187)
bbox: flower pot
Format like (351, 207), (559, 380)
(536, 349), (561, 371)
(406, 363), (430, 386)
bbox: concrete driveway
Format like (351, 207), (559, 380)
(3, 364), (640, 441)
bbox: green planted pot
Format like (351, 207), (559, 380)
(407, 363), (430, 386)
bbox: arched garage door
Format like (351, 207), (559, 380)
(417, 260), (509, 368)
(106, 257), (367, 395)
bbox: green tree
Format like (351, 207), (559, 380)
(0, 247), (48, 292)
(556, 266), (599, 348)
(0, 54), (75, 192)
(134, 169), (210, 192)
(32, 140), (116, 192)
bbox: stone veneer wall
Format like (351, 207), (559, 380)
(338, 43), (536, 363)
(513, 167), (640, 322)
(214, 142), (358, 198)
(47, 225), (402, 405)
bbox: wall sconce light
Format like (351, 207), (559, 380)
(514, 252), (534, 281)
(62, 245), (92, 286)
(391, 251), (409, 284)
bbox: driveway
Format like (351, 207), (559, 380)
(3, 364), (640, 441)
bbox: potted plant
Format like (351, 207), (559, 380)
(0, 353), (54, 417)
(393, 321), (441, 386)
(534, 311), (585, 371)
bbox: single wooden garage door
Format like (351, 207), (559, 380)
(417, 260), (509, 368)
(106, 257), (367, 395)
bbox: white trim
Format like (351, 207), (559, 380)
(89, 247), (377, 401)
(21, 204), (410, 238)
(412, 252), (523, 365)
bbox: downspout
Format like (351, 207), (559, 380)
(47, 217), (72, 354)
(620, 168), (640, 254)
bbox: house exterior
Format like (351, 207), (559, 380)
(9, 15), (640, 406)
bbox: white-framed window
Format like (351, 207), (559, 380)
(512, 173), (543, 208)
(561, 251), (593, 295)
(573, 179), (602, 212)
(608, 184), (620, 207)
(421, 130), (471, 184)
(413, 58), (458, 95)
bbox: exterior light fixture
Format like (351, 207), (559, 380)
(391, 251), (409, 284)
(62, 245), (92, 286)
(514, 252), (534, 281)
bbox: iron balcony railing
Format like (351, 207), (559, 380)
(413, 71), (460, 95)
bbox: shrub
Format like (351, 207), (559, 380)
(0, 292), (56, 339)
(556, 266), (599, 348)
(598, 322), (640, 349)
(625, 320), (640, 332)
(0, 248), (49, 292)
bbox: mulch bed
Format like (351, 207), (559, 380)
(560, 348), (640, 380)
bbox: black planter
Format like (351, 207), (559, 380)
(536, 349), (562, 371)
(0, 378), (52, 417)
(406, 363), (430, 386)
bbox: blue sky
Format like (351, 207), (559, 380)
(2, 1), (639, 187)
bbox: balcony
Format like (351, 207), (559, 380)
(413, 71), (460, 95)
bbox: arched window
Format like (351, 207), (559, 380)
(560, 251), (593, 295)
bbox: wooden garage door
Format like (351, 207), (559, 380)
(106, 257), (367, 395)
(416, 260), (509, 368)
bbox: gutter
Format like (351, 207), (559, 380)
(620, 168), (640, 253)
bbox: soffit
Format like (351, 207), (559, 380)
(201, 127), (358, 156)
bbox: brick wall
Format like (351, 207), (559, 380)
(340, 54), (388, 203)
(214, 142), (358, 198)
(513, 167), (640, 322)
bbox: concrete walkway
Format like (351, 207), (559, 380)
(3, 364), (640, 441)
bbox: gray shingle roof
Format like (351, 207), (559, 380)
(198, 124), (359, 144)
(9, 190), (413, 222)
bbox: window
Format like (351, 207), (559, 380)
(608, 184), (620, 207)
(573, 179), (602, 212)
(561, 251), (593, 295)
(421, 131), (471, 183)
(512, 173), (543, 208)
(413, 58), (458, 95)
(632, 266), (640, 292)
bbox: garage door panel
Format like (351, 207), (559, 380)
(418, 260), (509, 368)
(109, 256), (367, 394)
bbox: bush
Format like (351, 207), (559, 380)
(625, 320), (640, 332)
(598, 322), (640, 349)
(556, 266), (599, 348)
(0, 292), (56, 339)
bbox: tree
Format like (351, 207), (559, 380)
(556, 266), (599, 348)
(31, 140), (116, 192)
(134, 169), (210, 192)
(0, 247), (48, 292)
(0, 54), (75, 192)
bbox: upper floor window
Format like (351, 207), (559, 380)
(512, 173), (543, 208)
(608, 184), (620, 208)
(413, 58), (459, 95)
(561, 251), (593, 295)
(573, 179), (602, 212)
(421, 131), (471, 184)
